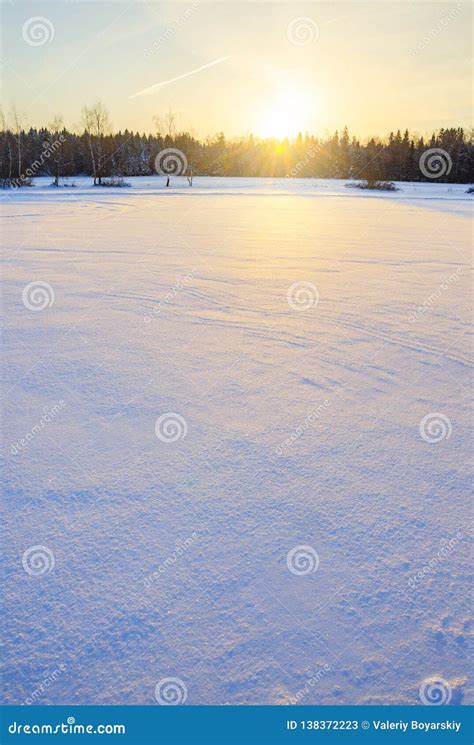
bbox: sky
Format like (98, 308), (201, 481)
(1, 0), (472, 140)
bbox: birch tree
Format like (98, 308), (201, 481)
(82, 101), (111, 185)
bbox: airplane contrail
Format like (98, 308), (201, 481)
(130, 56), (231, 99)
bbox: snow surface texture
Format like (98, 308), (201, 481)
(2, 177), (473, 706)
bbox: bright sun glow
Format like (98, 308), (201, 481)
(256, 81), (321, 139)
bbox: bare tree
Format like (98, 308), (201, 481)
(153, 108), (177, 140)
(48, 115), (65, 186)
(0, 110), (14, 186)
(82, 101), (111, 185)
(10, 105), (24, 180)
(164, 108), (176, 139)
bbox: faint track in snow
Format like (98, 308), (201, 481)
(333, 318), (473, 368)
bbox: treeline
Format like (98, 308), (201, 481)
(1, 109), (472, 186)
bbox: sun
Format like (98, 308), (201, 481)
(256, 81), (320, 139)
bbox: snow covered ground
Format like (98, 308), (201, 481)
(2, 177), (472, 706)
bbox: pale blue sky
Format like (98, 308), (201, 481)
(1, 1), (472, 138)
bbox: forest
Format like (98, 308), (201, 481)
(1, 104), (472, 186)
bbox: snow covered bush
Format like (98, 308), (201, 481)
(94, 177), (131, 187)
(345, 180), (398, 191)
